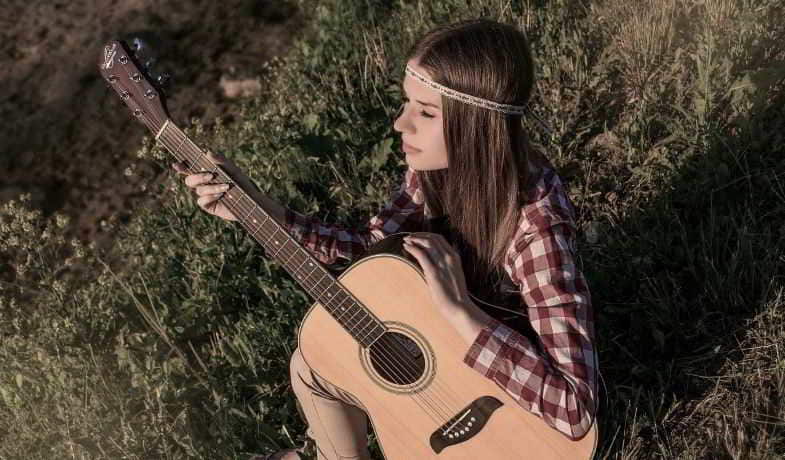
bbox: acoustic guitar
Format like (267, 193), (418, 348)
(98, 38), (598, 459)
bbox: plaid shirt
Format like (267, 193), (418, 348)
(284, 150), (597, 441)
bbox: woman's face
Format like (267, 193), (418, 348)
(393, 59), (448, 170)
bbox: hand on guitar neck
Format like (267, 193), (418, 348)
(172, 151), (288, 225)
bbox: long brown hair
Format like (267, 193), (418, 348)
(406, 18), (537, 302)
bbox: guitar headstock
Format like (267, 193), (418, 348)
(98, 38), (172, 131)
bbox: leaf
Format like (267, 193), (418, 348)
(370, 137), (394, 169)
(15, 374), (23, 389)
(303, 113), (319, 132)
(728, 61), (785, 107)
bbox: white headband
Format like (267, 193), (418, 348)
(404, 64), (529, 115)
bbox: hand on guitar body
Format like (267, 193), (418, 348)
(172, 151), (287, 224)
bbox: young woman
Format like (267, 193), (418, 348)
(174, 18), (598, 460)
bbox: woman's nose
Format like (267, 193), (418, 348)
(393, 103), (410, 133)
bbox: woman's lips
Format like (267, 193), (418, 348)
(403, 142), (421, 153)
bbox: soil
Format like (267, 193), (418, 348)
(0, 0), (306, 249)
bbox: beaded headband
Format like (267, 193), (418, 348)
(404, 64), (528, 115)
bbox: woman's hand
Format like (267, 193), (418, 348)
(402, 232), (494, 345)
(402, 232), (473, 312)
(171, 151), (259, 222)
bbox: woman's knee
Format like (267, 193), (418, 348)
(289, 347), (310, 390)
(290, 347), (339, 402)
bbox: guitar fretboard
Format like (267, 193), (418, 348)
(153, 119), (387, 347)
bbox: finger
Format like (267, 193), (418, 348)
(405, 235), (435, 249)
(196, 183), (231, 196)
(173, 162), (194, 176)
(403, 241), (429, 270)
(197, 192), (225, 208)
(185, 172), (216, 188)
(206, 151), (233, 170)
(410, 237), (451, 262)
(409, 233), (454, 256)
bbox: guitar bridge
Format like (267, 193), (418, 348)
(429, 396), (503, 453)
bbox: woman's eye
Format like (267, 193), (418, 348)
(402, 98), (434, 119)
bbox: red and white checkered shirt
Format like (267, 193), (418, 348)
(284, 149), (598, 441)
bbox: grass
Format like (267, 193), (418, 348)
(1, 0), (783, 458)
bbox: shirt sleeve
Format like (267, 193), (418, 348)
(283, 166), (424, 266)
(462, 221), (598, 441)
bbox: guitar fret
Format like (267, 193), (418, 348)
(155, 119), (170, 142)
(293, 255), (309, 283)
(325, 286), (344, 315)
(242, 203), (255, 222)
(302, 260), (318, 289)
(358, 319), (380, 342)
(175, 134), (187, 156)
(360, 326), (381, 347)
(269, 228), (285, 257)
(365, 330), (383, 348)
(281, 246), (297, 265)
(314, 272), (331, 298)
(332, 294), (352, 321)
(248, 217), (263, 238)
(345, 303), (364, 328)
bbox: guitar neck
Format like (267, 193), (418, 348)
(151, 119), (386, 347)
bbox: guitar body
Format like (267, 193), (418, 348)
(298, 234), (598, 459)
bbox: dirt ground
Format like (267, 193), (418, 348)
(0, 0), (305, 248)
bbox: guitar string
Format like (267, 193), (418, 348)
(110, 46), (462, 425)
(134, 94), (601, 451)
(121, 54), (604, 442)
(113, 52), (602, 442)
(127, 106), (598, 453)
(155, 126), (462, 430)
(156, 126), (462, 427)
(129, 87), (462, 432)
(136, 106), (607, 448)
(113, 53), (468, 434)
(147, 116), (471, 431)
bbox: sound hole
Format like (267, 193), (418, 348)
(368, 332), (425, 385)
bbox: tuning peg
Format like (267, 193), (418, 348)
(132, 37), (142, 50)
(156, 71), (171, 87)
(139, 58), (154, 73)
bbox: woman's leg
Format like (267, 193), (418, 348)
(290, 346), (371, 460)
